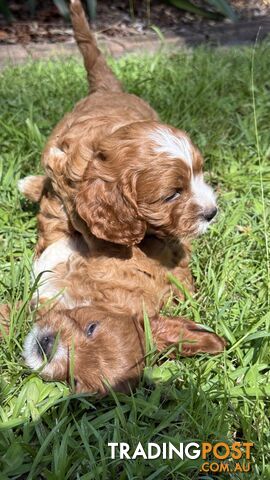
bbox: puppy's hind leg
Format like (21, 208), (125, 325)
(18, 175), (49, 202)
(18, 174), (73, 254)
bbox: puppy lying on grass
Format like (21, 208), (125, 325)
(18, 175), (225, 394)
(42, 0), (217, 281)
(24, 307), (225, 395)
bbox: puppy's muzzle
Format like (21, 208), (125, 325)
(203, 207), (218, 223)
(37, 333), (56, 359)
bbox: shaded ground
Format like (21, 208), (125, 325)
(0, 0), (270, 45)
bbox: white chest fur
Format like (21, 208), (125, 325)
(32, 237), (78, 308)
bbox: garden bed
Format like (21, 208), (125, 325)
(1, 0), (270, 44)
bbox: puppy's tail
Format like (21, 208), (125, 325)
(70, 0), (122, 93)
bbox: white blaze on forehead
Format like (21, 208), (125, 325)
(149, 127), (193, 168)
(23, 324), (67, 377)
(191, 175), (216, 210)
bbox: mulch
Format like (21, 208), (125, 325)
(1, 0), (270, 45)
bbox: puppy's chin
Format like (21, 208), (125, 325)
(23, 325), (68, 381)
(173, 220), (212, 241)
(195, 220), (211, 236)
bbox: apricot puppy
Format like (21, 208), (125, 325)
(24, 306), (225, 394)
(41, 0), (217, 251)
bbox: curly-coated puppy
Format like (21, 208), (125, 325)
(40, 0), (217, 254)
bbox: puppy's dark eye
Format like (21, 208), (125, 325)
(164, 190), (181, 202)
(86, 323), (98, 337)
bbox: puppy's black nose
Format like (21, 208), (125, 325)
(203, 207), (218, 222)
(37, 334), (55, 358)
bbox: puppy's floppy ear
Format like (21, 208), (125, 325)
(76, 162), (147, 246)
(151, 315), (226, 356)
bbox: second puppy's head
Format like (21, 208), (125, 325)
(24, 306), (145, 394)
(75, 121), (217, 245)
(23, 305), (225, 394)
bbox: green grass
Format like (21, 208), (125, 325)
(0, 42), (270, 479)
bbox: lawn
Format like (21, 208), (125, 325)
(0, 42), (270, 479)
